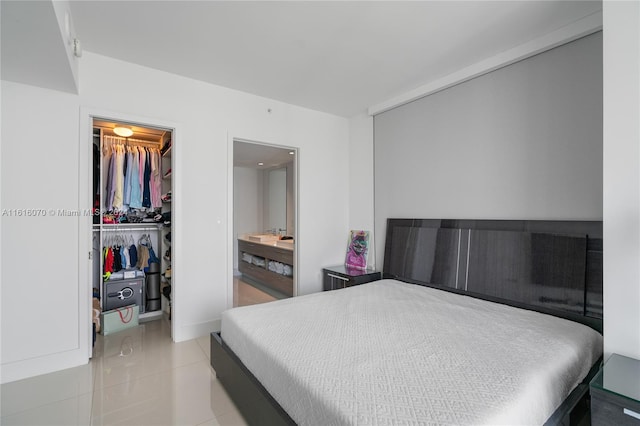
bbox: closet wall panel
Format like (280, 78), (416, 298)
(1, 81), (83, 379)
(374, 32), (603, 268)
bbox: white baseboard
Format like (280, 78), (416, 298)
(1, 348), (88, 384)
(173, 318), (221, 343)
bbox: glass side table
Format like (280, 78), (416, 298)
(322, 265), (381, 291)
(590, 354), (640, 425)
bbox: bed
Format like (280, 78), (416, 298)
(211, 219), (603, 425)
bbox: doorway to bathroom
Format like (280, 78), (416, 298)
(232, 139), (298, 308)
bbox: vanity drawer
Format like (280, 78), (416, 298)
(238, 240), (292, 265)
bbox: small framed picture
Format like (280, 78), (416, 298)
(345, 230), (370, 270)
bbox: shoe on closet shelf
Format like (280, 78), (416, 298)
(165, 232), (171, 244)
(163, 267), (171, 279)
(162, 284), (171, 301)
(154, 211), (171, 223)
(164, 249), (171, 261)
(161, 191), (172, 202)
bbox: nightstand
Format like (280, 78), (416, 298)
(322, 265), (381, 291)
(590, 354), (640, 425)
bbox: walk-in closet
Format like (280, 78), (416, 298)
(91, 119), (173, 336)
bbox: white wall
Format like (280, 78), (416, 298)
(79, 52), (349, 340)
(348, 113), (376, 268)
(233, 166), (263, 272)
(1, 81), (85, 382)
(50, 0), (80, 92)
(1, 51), (350, 382)
(373, 33), (603, 268)
(602, 1), (640, 360)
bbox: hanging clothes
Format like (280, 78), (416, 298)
(113, 245), (122, 272)
(104, 246), (114, 274)
(128, 146), (141, 209)
(105, 147), (116, 211)
(119, 245), (127, 270)
(137, 244), (149, 270)
(150, 149), (163, 209)
(123, 147), (133, 208)
(142, 148), (152, 208)
(112, 145), (125, 210)
(122, 245), (131, 269)
(129, 242), (138, 266)
(100, 136), (163, 214)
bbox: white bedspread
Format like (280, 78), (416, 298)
(221, 279), (602, 425)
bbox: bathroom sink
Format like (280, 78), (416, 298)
(276, 239), (294, 248)
(247, 234), (279, 242)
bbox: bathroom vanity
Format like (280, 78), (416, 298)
(238, 236), (294, 297)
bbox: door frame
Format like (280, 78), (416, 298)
(227, 135), (299, 309)
(79, 107), (181, 356)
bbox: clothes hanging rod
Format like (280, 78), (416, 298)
(93, 223), (161, 227)
(93, 226), (160, 232)
(101, 137), (162, 148)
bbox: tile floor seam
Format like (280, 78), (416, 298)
(0, 391), (94, 423)
(93, 358), (214, 393)
(92, 355), (209, 391)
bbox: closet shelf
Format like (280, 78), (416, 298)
(163, 172), (172, 179)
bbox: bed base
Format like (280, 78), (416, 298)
(210, 332), (294, 426)
(211, 219), (603, 424)
(544, 357), (603, 426)
(211, 331), (599, 426)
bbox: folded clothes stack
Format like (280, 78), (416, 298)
(268, 261), (293, 277)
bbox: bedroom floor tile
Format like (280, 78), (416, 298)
(91, 360), (237, 426)
(1, 318), (251, 426)
(0, 362), (96, 417)
(197, 335), (211, 359)
(93, 322), (207, 389)
(0, 392), (93, 426)
(233, 276), (278, 307)
(198, 405), (248, 426)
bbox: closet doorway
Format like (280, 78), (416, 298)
(232, 139), (298, 308)
(80, 109), (179, 358)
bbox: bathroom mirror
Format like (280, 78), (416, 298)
(233, 140), (295, 238)
(266, 167), (287, 234)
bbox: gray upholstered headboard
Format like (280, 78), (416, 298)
(383, 219), (603, 333)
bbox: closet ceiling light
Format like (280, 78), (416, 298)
(289, 151), (294, 155)
(257, 162), (264, 166)
(113, 126), (133, 137)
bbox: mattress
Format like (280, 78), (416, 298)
(221, 279), (603, 425)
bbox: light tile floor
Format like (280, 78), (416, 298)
(233, 276), (280, 308)
(1, 319), (250, 426)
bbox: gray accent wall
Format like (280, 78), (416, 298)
(374, 32), (603, 269)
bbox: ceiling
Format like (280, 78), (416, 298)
(234, 141), (294, 169)
(0, 1), (602, 118)
(65, 1), (602, 117)
(1, 1), (78, 93)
